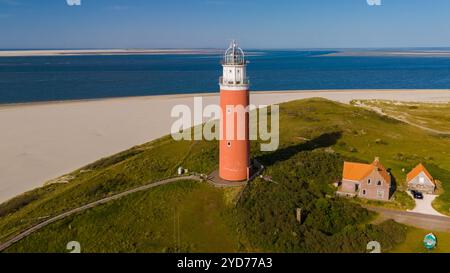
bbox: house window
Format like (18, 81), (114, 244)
(368, 179), (371, 185)
(362, 190), (367, 195)
(377, 181), (382, 186)
(419, 177), (425, 184)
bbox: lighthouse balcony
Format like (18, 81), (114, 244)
(219, 76), (250, 87)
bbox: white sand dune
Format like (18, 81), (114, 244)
(0, 89), (449, 203)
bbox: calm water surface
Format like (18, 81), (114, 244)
(0, 50), (449, 104)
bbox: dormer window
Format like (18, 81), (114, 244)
(368, 179), (371, 185)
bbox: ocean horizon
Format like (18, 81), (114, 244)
(0, 50), (449, 104)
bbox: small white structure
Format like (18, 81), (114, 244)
(177, 167), (184, 176)
(296, 208), (302, 223)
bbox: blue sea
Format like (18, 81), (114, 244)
(0, 50), (449, 104)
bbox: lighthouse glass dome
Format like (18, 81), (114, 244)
(223, 41), (245, 65)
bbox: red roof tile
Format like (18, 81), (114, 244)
(343, 158), (391, 184)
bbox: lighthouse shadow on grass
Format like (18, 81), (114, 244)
(256, 131), (342, 167)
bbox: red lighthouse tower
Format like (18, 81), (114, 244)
(219, 41), (250, 181)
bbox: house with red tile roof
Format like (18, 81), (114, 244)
(337, 157), (392, 201)
(407, 163), (436, 194)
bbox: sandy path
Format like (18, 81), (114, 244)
(0, 89), (449, 203)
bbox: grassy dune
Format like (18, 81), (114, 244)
(355, 100), (450, 133)
(1, 98), (450, 252)
(6, 181), (240, 253)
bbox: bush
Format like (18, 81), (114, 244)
(0, 194), (39, 218)
(0, 185), (59, 217)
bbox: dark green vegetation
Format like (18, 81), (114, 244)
(236, 151), (406, 252)
(2, 98), (450, 252)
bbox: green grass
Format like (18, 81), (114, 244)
(430, 165), (450, 216)
(390, 227), (450, 253)
(5, 181), (241, 253)
(2, 98), (450, 253)
(0, 136), (218, 243)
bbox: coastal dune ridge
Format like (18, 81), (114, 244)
(0, 89), (449, 204)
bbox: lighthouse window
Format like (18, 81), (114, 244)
(227, 141), (231, 147)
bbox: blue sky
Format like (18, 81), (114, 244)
(0, 0), (449, 49)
